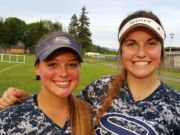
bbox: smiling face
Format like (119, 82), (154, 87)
(35, 48), (80, 98)
(121, 27), (162, 79)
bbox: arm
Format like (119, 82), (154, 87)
(0, 87), (29, 109)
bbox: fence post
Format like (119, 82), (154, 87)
(1, 54), (2, 61)
(170, 55), (174, 67)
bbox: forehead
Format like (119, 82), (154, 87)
(47, 48), (78, 60)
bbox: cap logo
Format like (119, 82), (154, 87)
(52, 37), (71, 45)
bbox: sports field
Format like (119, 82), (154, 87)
(0, 54), (180, 99)
(0, 54), (117, 97)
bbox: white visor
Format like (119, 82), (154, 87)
(118, 17), (165, 44)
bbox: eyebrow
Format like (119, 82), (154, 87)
(45, 58), (79, 62)
(67, 58), (79, 62)
(147, 38), (160, 41)
(124, 39), (136, 43)
(124, 38), (159, 43)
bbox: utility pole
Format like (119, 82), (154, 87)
(169, 33), (174, 53)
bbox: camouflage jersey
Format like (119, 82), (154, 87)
(0, 95), (71, 135)
(76, 75), (180, 135)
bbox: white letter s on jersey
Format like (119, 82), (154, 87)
(95, 113), (156, 135)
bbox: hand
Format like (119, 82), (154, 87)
(0, 87), (29, 109)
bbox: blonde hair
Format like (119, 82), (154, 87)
(36, 32), (92, 135)
(92, 10), (166, 133)
(69, 94), (92, 135)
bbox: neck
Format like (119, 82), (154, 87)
(127, 72), (159, 102)
(37, 91), (69, 111)
(37, 90), (69, 128)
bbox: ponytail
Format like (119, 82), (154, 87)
(92, 67), (127, 133)
(69, 94), (92, 135)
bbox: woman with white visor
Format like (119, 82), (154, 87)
(1, 10), (180, 134)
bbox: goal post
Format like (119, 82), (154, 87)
(0, 54), (25, 63)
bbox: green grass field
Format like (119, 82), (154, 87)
(0, 54), (117, 97)
(83, 57), (118, 64)
(157, 78), (180, 91)
(0, 54), (180, 99)
(156, 68), (180, 79)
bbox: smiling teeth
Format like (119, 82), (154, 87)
(55, 82), (69, 85)
(134, 62), (149, 66)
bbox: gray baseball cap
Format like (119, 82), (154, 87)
(35, 34), (83, 80)
(35, 34), (83, 65)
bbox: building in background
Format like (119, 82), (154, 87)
(1, 43), (30, 54)
(10, 45), (25, 53)
(165, 47), (180, 54)
(164, 47), (180, 68)
(84, 52), (100, 56)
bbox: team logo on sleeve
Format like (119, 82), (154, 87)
(96, 113), (156, 135)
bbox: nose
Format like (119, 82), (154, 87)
(57, 66), (68, 78)
(136, 46), (147, 58)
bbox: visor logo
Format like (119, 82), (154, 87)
(129, 19), (151, 25)
(52, 37), (71, 45)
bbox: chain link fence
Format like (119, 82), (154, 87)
(83, 54), (119, 61)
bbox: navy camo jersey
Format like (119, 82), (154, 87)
(0, 95), (71, 135)
(76, 75), (180, 135)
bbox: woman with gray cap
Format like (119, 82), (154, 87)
(1, 10), (180, 134)
(0, 32), (92, 135)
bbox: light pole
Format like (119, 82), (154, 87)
(169, 33), (174, 53)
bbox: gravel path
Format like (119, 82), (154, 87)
(101, 63), (118, 68)
(101, 63), (180, 82)
(156, 75), (180, 82)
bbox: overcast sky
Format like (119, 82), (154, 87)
(0, 0), (180, 49)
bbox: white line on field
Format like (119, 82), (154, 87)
(0, 63), (21, 73)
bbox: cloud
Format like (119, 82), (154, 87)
(0, 0), (179, 48)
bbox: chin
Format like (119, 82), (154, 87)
(58, 93), (71, 98)
(132, 72), (154, 79)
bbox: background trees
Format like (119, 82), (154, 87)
(42, 19), (63, 32)
(52, 20), (63, 32)
(0, 17), (64, 53)
(0, 6), (117, 55)
(68, 14), (79, 39)
(0, 17), (11, 51)
(68, 6), (118, 55)
(4, 17), (26, 45)
(68, 6), (93, 54)
(77, 6), (92, 53)
(24, 21), (49, 53)
(68, 6), (117, 55)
